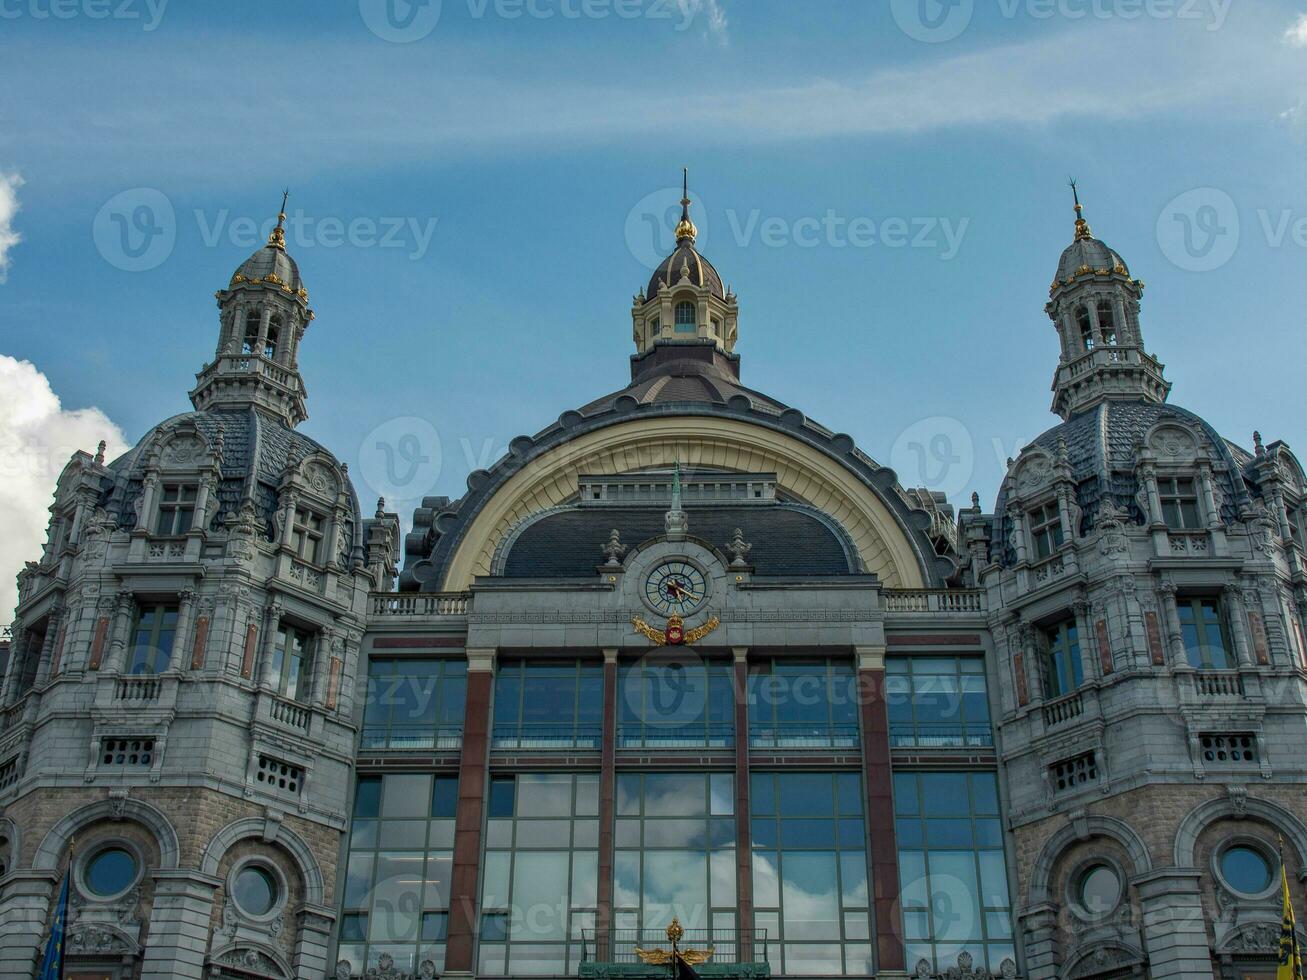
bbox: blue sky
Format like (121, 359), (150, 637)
(4, 0), (1307, 561)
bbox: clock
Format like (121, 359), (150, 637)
(644, 560), (708, 616)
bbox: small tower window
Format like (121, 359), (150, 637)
(711, 317), (722, 337)
(650, 316), (660, 338)
(674, 301), (697, 333)
(241, 310), (260, 355)
(1075, 307), (1094, 351)
(1096, 300), (1117, 346)
(264, 314), (282, 360)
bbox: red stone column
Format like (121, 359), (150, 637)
(732, 647), (755, 960)
(445, 648), (496, 975)
(596, 648), (619, 960)
(857, 645), (904, 974)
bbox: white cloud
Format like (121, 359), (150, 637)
(0, 172), (23, 283)
(678, 0), (728, 45)
(0, 356), (128, 621)
(1285, 12), (1307, 47)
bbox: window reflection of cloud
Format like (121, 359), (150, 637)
(778, 852), (841, 940)
(614, 852), (640, 908)
(510, 851), (569, 940)
(516, 774), (573, 817)
(642, 850), (709, 929)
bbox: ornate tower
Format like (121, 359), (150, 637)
(0, 201), (399, 980)
(191, 195), (314, 427)
(965, 188), (1307, 980)
(629, 171), (739, 364)
(1046, 184), (1170, 420)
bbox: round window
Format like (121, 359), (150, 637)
(1220, 844), (1274, 896)
(1078, 863), (1122, 915)
(233, 865), (278, 917)
(85, 847), (138, 897)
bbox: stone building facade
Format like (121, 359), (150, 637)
(0, 185), (1302, 980)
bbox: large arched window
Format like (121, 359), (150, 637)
(241, 310), (260, 355)
(265, 314), (282, 360)
(674, 301), (697, 333)
(1096, 300), (1117, 346)
(1075, 306), (1094, 351)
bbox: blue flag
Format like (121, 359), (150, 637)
(37, 869), (69, 980)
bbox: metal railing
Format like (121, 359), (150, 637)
(889, 722), (994, 749)
(580, 928), (769, 965)
(748, 723), (860, 749)
(616, 724), (735, 749)
(492, 723), (603, 750)
(359, 725), (464, 751)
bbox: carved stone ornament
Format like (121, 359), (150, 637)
(1017, 455), (1052, 491)
(216, 946), (286, 976)
(335, 953), (439, 979)
(913, 951), (1018, 979)
(726, 527), (752, 567)
(602, 528), (627, 566)
(1066, 944), (1142, 978)
(163, 434), (204, 465)
(1222, 921), (1284, 953)
(303, 461), (339, 497)
(66, 923), (136, 956)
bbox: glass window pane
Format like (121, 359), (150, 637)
(511, 852), (570, 940)
(780, 852), (840, 940)
(383, 775), (433, 820)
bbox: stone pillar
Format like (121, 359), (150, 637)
(445, 647), (495, 976)
(1016, 903), (1060, 979)
(31, 605), (63, 689)
(103, 588), (136, 674)
(255, 601), (284, 689)
(0, 870), (57, 979)
(1222, 585), (1254, 668)
(279, 490), (298, 550)
(1157, 581), (1187, 669)
(732, 647), (755, 961)
(293, 906), (336, 979)
(1133, 869), (1214, 979)
(171, 589), (197, 673)
(139, 870), (221, 980)
(856, 645), (904, 974)
(596, 648), (618, 961)
(1071, 596), (1094, 684)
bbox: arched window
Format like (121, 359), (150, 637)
(1075, 307), (1094, 351)
(674, 301), (697, 333)
(1096, 300), (1117, 346)
(265, 314), (282, 360)
(241, 310), (260, 355)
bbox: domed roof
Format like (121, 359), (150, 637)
(991, 399), (1253, 566)
(232, 242), (303, 295)
(499, 501), (859, 577)
(578, 341), (784, 415)
(647, 240), (725, 300)
(1055, 234), (1129, 282)
(99, 407), (363, 557)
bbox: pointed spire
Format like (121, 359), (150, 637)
(268, 188), (289, 250)
(675, 167), (698, 245)
(665, 459), (688, 540)
(1069, 178), (1093, 241)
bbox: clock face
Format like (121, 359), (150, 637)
(644, 561), (708, 616)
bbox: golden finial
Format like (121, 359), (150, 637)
(1070, 178), (1093, 241)
(268, 188), (289, 250)
(674, 168), (697, 244)
(666, 918), (684, 945)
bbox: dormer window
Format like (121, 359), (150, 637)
(1076, 306), (1094, 351)
(241, 310), (260, 355)
(674, 301), (696, 333)
(264, 314), (282, 359)
(1158, 477), (1201, 529)
(291, 507), (324, 564)
(1096, 300), (1117, 345)
(1029, 501), (1065, 560)
(156, 484), (197, 536)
